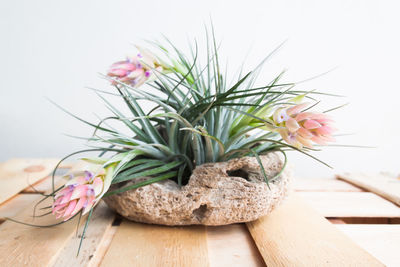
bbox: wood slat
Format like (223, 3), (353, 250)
(51, 202), (116, 267)
(207, 224), (265, 267)
(336, 224), (400, 267)
(246, 195), (384, 267)
(87, 225), (118, 267)
(100, 221), (209, 267)
(0, 196), (82, 266)
(297, 192), (400, 218)
(0, 194), (40, 222)
(293, 177), (363, 192)
(22, 173), (66, 193)
(0, 161), (112, 267)
(0, 158), (59, 204)
(337, 173), (400, 206)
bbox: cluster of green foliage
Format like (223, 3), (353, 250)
(51, 28), (336, 197)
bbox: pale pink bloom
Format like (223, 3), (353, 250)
(271, 103), (336, 148)
(107, 46), (164, 87)
(52, 170), (105, 221)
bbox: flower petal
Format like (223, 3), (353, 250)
(297, 127), (313, 139)
(297, 135), (313, 148)
(304, 119), (322, 129)
(286, 118), (300, 132)
(316, 126), (334, 135)
(92, 177), (104, 196)
(71, 196), (86, 217)
(287, 103), (309, 116)
(62, 200), (77, 220)
(273, 108), (289, 123)
(70, 185), (89, 201)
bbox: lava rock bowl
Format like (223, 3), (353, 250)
(104, 152), (291, 226)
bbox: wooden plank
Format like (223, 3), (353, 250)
(293, 177), (363, 192)
(0, 162), (95, 267)
(336, 224), (400, 267)
(0, 196), (82, 266)
(0, 158), (59, 204)
(0, 194), (40, 221)
(246, 195), (384, 267)
(22, 175), (64, 193)
(51, 201), (116, 267)
(337, 172), (400, 206)
(297, 192), (400, 218)
(87, 225), (118, 267)
(101, 221), (209, 267)
(207, 224), (265, 267)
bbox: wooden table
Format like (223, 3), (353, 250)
(0, 159), (399, 266)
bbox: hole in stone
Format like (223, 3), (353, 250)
(227, 168), (249, 181)
(192, 204), (208, 221)
(112, 216), (122, 226)
(186, 194), (193, 198)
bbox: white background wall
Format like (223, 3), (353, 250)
(1, 0), (399, 178)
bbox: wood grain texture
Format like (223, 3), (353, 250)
(0, 196), (81, 267)
(0, 158), (59, 204)
(207, 224), (265, 267)
(100, 221), (209, 267)
(293, 177), (363, 192)
(87, 225), (118, 267)
(298, 191), (400, 218)
(51, 202), (116, 267)
(336, 224), (400, 267)
(0, 194), (40, 221)
(0, 161), (92, 267)
(337, 172), (400, 206)
(22, 175), (64, 193)
(246, 195), (384, 267)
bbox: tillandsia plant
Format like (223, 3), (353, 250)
(8, 27), (341, 254)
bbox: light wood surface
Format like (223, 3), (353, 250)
(207, 224), (265, 267)
(0, 194), (41, 222)
(298, 191), (400, 218)
(0, 158), (59, 204)
(337, 173), (400, 206)
(22, 175), (64, 193)
(293, 177), (364, 192)
(0, 158), (398, 266)
(87, 225), (118, 267)
(0, 195), (82, 266)
(51, 201), (115, 267)
(246, 195), (384, 267)
(0, 162), (94, 267)
(101, 221), (209, 267)
(336, 224), (400, 267)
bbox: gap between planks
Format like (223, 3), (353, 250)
(246, 195), (384, 267)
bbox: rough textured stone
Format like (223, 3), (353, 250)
(104, 152), (291, 226)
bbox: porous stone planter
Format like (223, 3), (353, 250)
(104, 152), (291, 226)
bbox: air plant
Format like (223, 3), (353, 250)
(9, 26), (340, 255)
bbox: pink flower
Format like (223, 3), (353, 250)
(52, 170), (105, 221)
(107, 46), (164, 87)
(271, 103), (336, 148)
